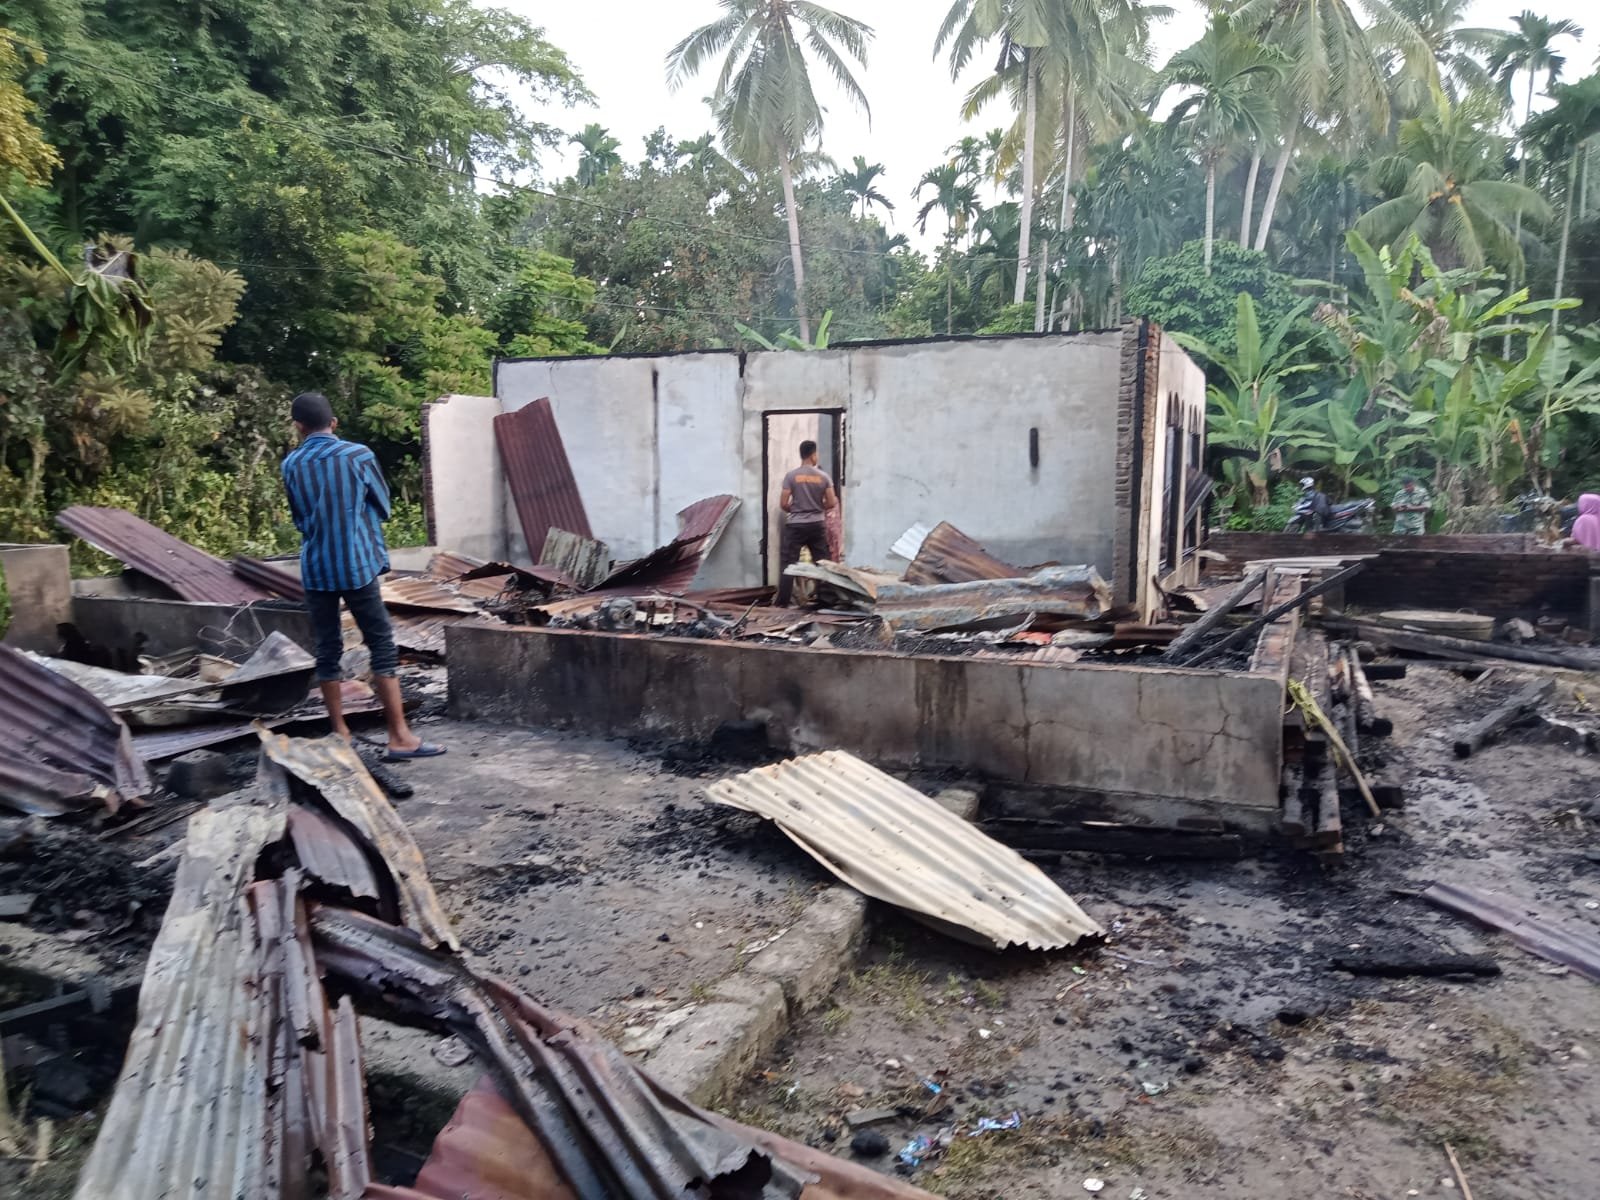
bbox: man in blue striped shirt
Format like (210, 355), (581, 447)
(283, 392), (444, 760)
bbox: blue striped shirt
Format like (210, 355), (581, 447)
(281, 434), (391, 592)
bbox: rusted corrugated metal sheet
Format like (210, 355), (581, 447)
(677, 495), (740, 545)
(234, 555), (306, 602)
(706, 752), (1104, 950)
(313, 905), (811, 1200)
(870, 567), (1113, 633)
(593, 538), (706, 596)
(0, 754), (102, 817)
(57, 506), (275, 605)
(259, 732), (459, 951)
(902, 522), (1023, 587)
(494, 399), (592, 557)
(1422, 882), (1600, 983)
(0, 645), (151, 815)
(382, 577), (481, 614)
(363, 1078), (578, 1200)
(73, 804), (292, 1200)
(250, 872), (374, 1199)
(366, 1076), (939, 1200)
(391, 612), (467, 656)
(287, 806), (387, 905)
(460, 561), (577, 591)
(425, 551), (486, 581)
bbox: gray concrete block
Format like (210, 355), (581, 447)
(932, 787), (980, 820)
(746, 888), (867, 1014)
(646, 974), (787, 1106)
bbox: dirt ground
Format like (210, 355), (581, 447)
(5, 662), (1598, 1199)
(731, 663), (1600, 1200)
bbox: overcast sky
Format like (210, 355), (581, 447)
(502, 0), (1591, 249)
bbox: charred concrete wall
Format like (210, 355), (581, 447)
(446, 623), (1286, 823)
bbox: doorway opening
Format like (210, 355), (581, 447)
(761, 410), (845, 588)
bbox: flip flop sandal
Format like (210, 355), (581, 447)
(385, 742), (447, 762)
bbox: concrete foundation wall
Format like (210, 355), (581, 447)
(446, 623), (1285, 818)
(71, 595), (312, 667)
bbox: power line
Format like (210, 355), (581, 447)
(201, 255), (888, 334)
(3, 31), (908, 268)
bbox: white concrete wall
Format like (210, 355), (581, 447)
(422, 395), (506, 563)
(837, 335), (1123, 570)
(461, 331), (1183, 591)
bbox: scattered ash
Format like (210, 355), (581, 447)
(638, 719), (785, 777)
(621, 800), (828, 883)
(0, 822), (175, 943)
(472, 857), (584, 900)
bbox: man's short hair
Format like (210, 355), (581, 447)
(291, 391), (336, 430)
(799, 439), (818, 460)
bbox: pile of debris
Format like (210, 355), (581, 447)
(0, 631), (381, 817)
(62, 731), (940, 1200)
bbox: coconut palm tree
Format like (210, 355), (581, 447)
(937, 0), (1110, 308)
(571, 123), (622, 187)
(838, 155), (894, 219)
(1357, 93), (1549, 272)
(1232, 0), (1427, 253)
(1378, 0), (1502, 113)
(1486, 11), (1585, 128)
(1162, 15), (1285, 274)
(1484, 12), (1585, 285)
(916, 162), (983, 334)
(677, 132), (741, 186)
(1525, 75), (1600, 330)
(666, 1), (874, 343)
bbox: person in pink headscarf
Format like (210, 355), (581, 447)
(1574, 493), (1600, 551)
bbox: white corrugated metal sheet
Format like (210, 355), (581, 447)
(705, 752), (1103, 950)
(889, 522), (933, 562)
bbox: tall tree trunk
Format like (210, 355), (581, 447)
(1240, 149), (1261, 247)
(1034, 256), (1048, 331)
(946, 232), (955, 336)
(1014, 51), (1038, 306)
(1204, 159), (1217, 275)
(1254, 124), (1297, 253)
(1554, 151), (1578, 335)
(1581, 138), (1591, 217)
(1043, 87), (1077, 333)
(780, 151), (810, 343)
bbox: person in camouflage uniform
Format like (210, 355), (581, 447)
(1390, 475), (1431, 534)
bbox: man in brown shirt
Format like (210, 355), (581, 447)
(776, 439), (838, 606)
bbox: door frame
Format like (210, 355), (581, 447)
(760, 408), (846, 585)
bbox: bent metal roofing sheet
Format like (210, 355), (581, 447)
(494, 398), (592, 557)
(57, 506), (275, 606)
(705, 751), (1103, 951)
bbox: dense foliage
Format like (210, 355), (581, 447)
(4, 0), (1600, 567)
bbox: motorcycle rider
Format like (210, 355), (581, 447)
(1298, 477), (1332, 532)
(1390, 474), (1431, 535)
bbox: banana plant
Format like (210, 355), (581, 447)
(735, 310), (833, 351)
(1300, 379), (1431, 496)
(1170, 291), (1331, 507)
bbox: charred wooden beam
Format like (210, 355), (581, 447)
(1452, 679), (1555, 758)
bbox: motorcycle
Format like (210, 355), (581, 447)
(1502, 492), (1578, 538)
(1285, 496), (1376, 533)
